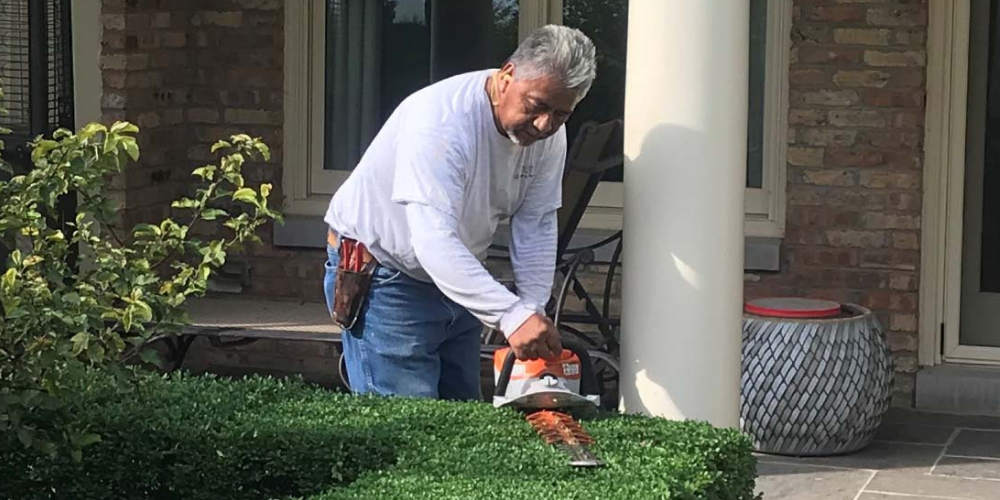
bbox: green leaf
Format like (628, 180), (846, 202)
(254, 142), (271, 161)
(79, 433), (102, 447)
(2, 268), (17, 291)
(140, 349), (162, 367)
(81, 123), (107, 138)
(232, 188), (257, 204)
(16, 428), (33, 448)
(87, 343), (106, 363)
(71, 332), (91, 356)
(110, 121), (139, 134)
(171, 198), (199, 210)
(122, 138), (140, 161)
(71, 450), (83, 463)
(211, 140), (232, 153)
(200, 209), (228, 221)
(192, 165), (216, 181)
(260, 183), (272, 198)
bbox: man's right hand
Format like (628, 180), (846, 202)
(507, 313), (563, 361)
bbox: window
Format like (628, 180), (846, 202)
(286, 0), (520, 213)
(551, 0), (790, 235)
(284, 0), (789, 238)
(744, 0), (791, 238)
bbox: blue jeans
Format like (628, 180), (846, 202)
(324, 244), (483, 401)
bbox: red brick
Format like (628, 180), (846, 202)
(884, 151), (922, 169)
(792, 247), (860, 267)
(894, 111), (925, 128)
(860, 249), (920, 270)
(888, 332), (918, 351)
(826, 148), (885, 168)
(890, 313), (918, 333)
(888, 192), (922, 211)
(790, 69), (831, 86)
(798, 128), (858, 147)
(793, 89), (862, 106)
(889, 273), (918, 291)
(867, 7), (927, 27)
(788, 147), (826, 167)
(792, 26), (833, 44)
(864, 50), (927, 67)
(863, 212), (921, 229)
(891, 293), (918, 312)
(892, 232), (920, 250)
(808, 6), (866, 23)
(826, 229), (888, 248)
(860, 171), (921, 189)
(798, 46), (865, 65)
(888, 69), (925, 89)
(798, 168), (858, 187)
(829, 110), (888, 127)
(789, 109), (829, 126)
(858, 130), (922, 149)
(834, 28), (892, 45)
(785, 227), (830, 246)
(894, 28), (926, 46)
(860, 88), (925, 107)
(834, 70), (891, 88)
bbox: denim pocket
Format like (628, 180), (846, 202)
(370, 265), (403, 288)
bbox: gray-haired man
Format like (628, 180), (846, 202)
(323, 25), (597, 401)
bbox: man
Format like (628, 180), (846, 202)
(323, 25), (597, 401)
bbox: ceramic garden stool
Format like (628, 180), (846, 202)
(740, 298), (894, 456)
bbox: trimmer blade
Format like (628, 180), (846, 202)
(525, 410), (605, 468)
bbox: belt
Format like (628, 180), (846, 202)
(328, 228), (375, 266)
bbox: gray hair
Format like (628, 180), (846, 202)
(508, 25), (597, 101)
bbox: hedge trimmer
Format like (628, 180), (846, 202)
(492, 339), (605, 468)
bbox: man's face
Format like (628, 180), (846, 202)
(492, 63), (578, 146)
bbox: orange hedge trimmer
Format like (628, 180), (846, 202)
(492, 339), (605, 468)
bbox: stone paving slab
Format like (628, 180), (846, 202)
(947, 429), (1000, 459)
(934, 456), (1000, 481)
(864, 468), (1000, 499)
(754, 461), (874, 500)
(754, 408), (1000, 499)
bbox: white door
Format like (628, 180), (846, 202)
(956, 0), (1000, 362)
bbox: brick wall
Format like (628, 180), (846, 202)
(99, 0), (325, 301)
(746, 0), (928, 405)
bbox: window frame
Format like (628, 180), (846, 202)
(551, 0), (791, 236)
(282, 0), (790, 238)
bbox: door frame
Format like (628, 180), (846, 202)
(921, 0), (1000, 366)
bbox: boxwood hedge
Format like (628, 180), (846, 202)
(1, 371), (759, 500)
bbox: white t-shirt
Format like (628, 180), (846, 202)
(324, 69), (566, 338)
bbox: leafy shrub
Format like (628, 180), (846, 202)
(0, 372), (760, 500)
(0, 96), (281, 456)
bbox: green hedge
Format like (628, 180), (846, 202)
(1, 372), (759, 500)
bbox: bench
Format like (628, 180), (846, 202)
(150, 297), (344, 374)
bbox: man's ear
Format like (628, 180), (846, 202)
(498, 62), (515, 91)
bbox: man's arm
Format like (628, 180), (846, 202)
(509, 130), (566, 312)
(390, 121), (548, 342)
(405, 202), (537, 337)
(509, 209), (557, 313)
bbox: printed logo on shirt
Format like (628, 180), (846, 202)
(517, 164), (535, 179)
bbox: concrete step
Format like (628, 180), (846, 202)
(915, 364), (1000, 416)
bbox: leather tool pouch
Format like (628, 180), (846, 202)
(331, 242), (375, 330)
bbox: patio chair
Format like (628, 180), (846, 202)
(480, 119), (624, 407)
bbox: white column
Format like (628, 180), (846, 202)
(619, 0), (748, 428)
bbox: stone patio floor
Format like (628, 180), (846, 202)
(755, 408), (1000, 499)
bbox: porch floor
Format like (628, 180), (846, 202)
(755, 408), (1000, 499)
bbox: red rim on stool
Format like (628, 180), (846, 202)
(744, 297), (842, 319)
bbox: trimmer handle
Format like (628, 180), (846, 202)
(494, 337), (601, 399)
